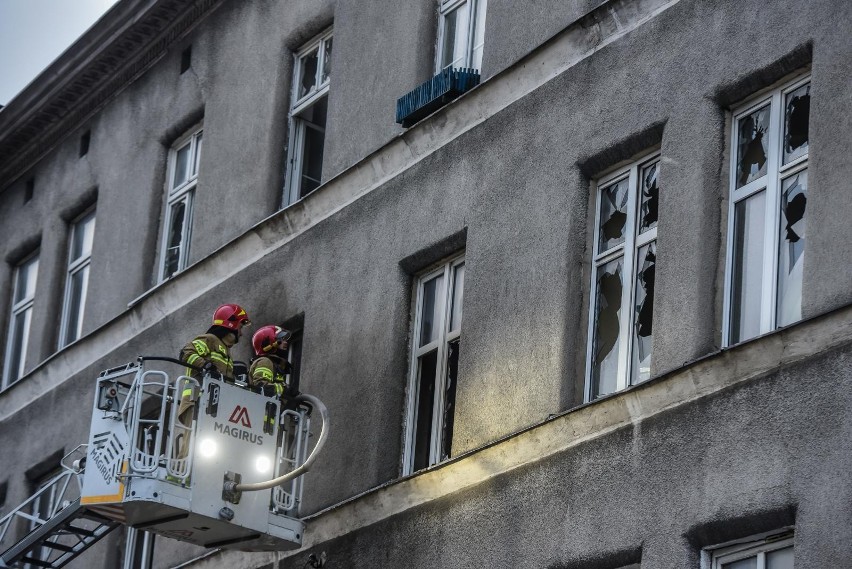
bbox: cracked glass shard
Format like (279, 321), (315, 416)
(639, 161), (659, 233)
(592, 258), (623, 398)
(784, 83), (810, 164)
(730, 191), (766, 344)
(632, 241), (655, 384)
(299, 48), (319, 100)
(777, 169), (807, 327)
(736, 104), (770, 188)
(598, 178), (628, 252)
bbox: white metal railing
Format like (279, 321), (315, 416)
(0, 446), (86, 554)
(165, 375), (199, 480)
(272, 409), (311, 514)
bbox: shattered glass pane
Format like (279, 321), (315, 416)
(730, 191), (766, 344)
(631, 242), (655, 384)
(598, 178), (628, 253)
(163, 200), (187, 279)
(298, 48), (319, 100)
(639, 161), (659, 233)
(441, 340), (460, 461)
(777, 170), (807, 327)
(783, 83), (810, 164)
(321, 37), (333, 84)
(419, 274), (445, 347)
(736, 105), (770, 188)
(592, 258), (623, 398)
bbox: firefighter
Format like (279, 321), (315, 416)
(249, 325), (293, 397)
(174, 303), (251, 460)
(249, 324), (294, 438)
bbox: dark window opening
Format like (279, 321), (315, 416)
(413, 350), (438, 472)
(79, 130), (90, 157)
(180, 46), (192, 74)
(296, 96), (328, 199)
(24, 178), (34, 204)
(440, 340), (459, 461)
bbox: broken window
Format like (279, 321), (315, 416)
(159, 125), (202, 282)
(736, 105), (770, 188)
(283, 28), (333, 206)
(405, 255), (465, 475)
(725, 75), (810, 345)
(587, 152), (659, 401)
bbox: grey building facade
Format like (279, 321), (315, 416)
(1, 0), (851, 567)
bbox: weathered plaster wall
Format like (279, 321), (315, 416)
(1, 0), (851, 567)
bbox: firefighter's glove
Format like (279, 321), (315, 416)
(256, 385), (277, 397)
(202, 361), (220, 378)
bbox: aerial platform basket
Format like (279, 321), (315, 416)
(0, 357), (328, 568)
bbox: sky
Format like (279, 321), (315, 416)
(0, 0), (120, 106)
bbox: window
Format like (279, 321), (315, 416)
(436, 0), (487, 72)
(3, 253), (39, 389)
(123, 527), (155, 569)
(586, 152), (659, 401)
(59, 209), (95, 348)
(711, 535), (794, 569)
(283, 28), (332, 206)
(724, 75), (810, 346)
(159, 126), (202, 281)
(403, 255), (465, 475)
(25, 468), (62, 569)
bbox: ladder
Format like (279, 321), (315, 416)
(0, 499), (119, 568)
(0, 447), (119, 569)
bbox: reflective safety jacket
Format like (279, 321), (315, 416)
(180, 333), (234, 378)
(178, 333), (234, 402)
(249, 354), (291, 397)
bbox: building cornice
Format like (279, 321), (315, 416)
(0, 0), (225, 191)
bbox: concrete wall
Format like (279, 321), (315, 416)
(1, 0), (852, 567)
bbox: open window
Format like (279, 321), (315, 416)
(724, 74), (810, 346)
(585, 151), (659, 401)
(283, 28), (333, 206)
(403, 254), (465, 475)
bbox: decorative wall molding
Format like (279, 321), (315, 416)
(0, 0), (225, 191)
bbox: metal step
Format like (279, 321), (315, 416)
(0, 499), (120, 569)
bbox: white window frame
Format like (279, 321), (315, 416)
(722, 73), (810, 346)
(585, 150), (660, 402)
(2, 252), (39, 389)
(158, 125), (202, 282)
(283, 27), (333, 207)
(59, 208), (96, 348)
(436, 0), (487, 72)
(708, 534), (794, 569)
(403, 254), (465, 475)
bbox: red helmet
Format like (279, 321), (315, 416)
(252, 325), (292, 356)
(212, 304), (250, 330)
